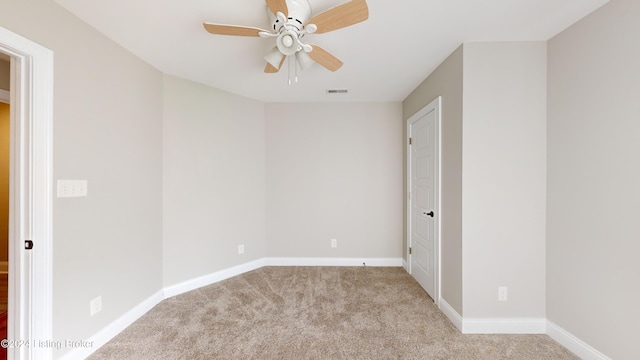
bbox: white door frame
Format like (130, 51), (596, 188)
(0, 26), (53, 360)
(406, 96), (441, 306)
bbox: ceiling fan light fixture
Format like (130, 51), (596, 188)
(276, 30), (300, 55)
(296, 50), (314, 71)
(204, 0), (369, 74)
(282, 35), (294, 47)
(265, 46), (284, 69)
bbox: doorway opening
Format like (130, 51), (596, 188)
(0, 52), (10, 360)
(0, 26), (53, 360)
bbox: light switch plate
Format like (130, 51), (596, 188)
(57, 180), (88, 197)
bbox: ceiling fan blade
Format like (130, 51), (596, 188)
(265, 46), (286, 69)
(264, 56), (286, 73)
(307, 45), (343, 72)
(203, 23), (270, 37)
(307, 0), (369, 34)
(265, 0), (288, 17)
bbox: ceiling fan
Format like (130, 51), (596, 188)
(203, 0), (369, 75)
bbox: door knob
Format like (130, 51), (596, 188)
(423, 211), (434, 217)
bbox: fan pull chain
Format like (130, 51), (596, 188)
(287, 55), (299, 85)
(288, 55), (292, 85)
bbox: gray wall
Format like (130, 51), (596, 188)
(162, 87), (403, 283)
(462, 42), (547, 318)
(162, 75), (267, 287)
(403, 46), (464, 314)
(3, 0), (635, 358)
(266, 102), (403, 259)
(0, 1), (163, 358)
(403, 42), (547, 319)
(547, 0), (640, 358)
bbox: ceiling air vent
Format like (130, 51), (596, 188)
(326, 89), (348, 94)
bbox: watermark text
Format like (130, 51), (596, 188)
(1, 339), (94, 350)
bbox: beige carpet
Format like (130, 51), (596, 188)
(89, 267), (577, 359)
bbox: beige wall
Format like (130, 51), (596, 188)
(462, 42), (547, 318)
(265, 102), (403, 259)
(162, 75), (267, 287)
(0, 102), (8, 261)
(403, 46), (464, 314)
(0, 1), (163, 358)
(547, 0), (640, 358)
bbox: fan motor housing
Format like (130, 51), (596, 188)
(268, 0), (312, 33)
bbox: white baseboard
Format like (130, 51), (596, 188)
(438, 299), (546, 334)
(163, 258), (266, 298)
(62, 259), (607, 360)
(439, 298), (463, 332)
(547, 321), (611, 360)
(162, 257), (402, 299)
(462, 317), (546, 334)
(436, 304), (609, 357)
(65, 257), (401, 358)
(58, 290), (165, 360)
(264, 257), (403, 267)
(402, 259), (408, 271)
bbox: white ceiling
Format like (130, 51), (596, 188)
(53, 0), (608, 103)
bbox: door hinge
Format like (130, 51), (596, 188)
(409, 137), (412, 145)
(25, 240), (34, 250)
(409, 247), (412, 255)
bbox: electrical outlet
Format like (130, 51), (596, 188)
(90, 296), (102, 316)
(498, 286), (508, 302)
(238, 244), (245, 255)
(331, 239), (337, 248)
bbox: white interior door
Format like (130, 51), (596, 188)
(1, 27), (54, 360)
(408, 98), (440, 302)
